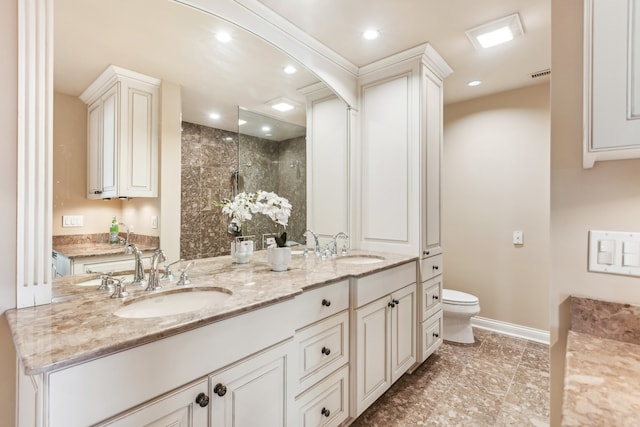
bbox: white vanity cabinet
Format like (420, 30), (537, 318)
(208, 341), (292, 427)
(292, 280), (350, 427)
(418, 255), (443, 363)
(23, 299), (297, 427)
(351, 262), (417, 417)
(96, 379), (209, 427)
(80, 65), (160, 199)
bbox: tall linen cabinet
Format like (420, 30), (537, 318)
(353, 43), (453, 394)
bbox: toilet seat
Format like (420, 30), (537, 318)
(442, 289), (479, 306)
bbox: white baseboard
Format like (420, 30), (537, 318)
(471, 316), (550, 345)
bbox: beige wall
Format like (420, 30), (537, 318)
(1, 0), (18, 425)
(53, 92), (161, 237)
(443, 83), (550, 332)
(550, 0), (640, 425)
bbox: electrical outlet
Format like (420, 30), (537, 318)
(151, 216), (158, 229)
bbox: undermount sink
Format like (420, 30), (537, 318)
(77, 274), (135, 287)
(114, 287), (232, 319)
(335, 255), (385, 265)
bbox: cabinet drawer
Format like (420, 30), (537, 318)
(421, 254), (443, 282)
(353, 261), (417, 307)
(294, 311), (349, 394)
(421, 310), (443, 361)
(294, 280), (349, 329)
(421, 276), (442, 321)
(295, 365), (349, 427)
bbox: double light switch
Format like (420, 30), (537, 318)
(589, 230), (640, 277)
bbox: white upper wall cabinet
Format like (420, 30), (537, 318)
(81, 66), (160, 198)
(583, 0), (640, 168)
(356, 44), (452, 256)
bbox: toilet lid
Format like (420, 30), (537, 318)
(442, 289), (479, 306)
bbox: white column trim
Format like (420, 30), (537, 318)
(17, 0), (53, 307)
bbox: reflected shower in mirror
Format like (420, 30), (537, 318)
(236, 109), (307, 249)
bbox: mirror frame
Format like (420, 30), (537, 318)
(16, 0), (357, 308)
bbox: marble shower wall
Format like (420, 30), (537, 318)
(181, 121), (306, 260)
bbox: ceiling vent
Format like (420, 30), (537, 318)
(530, 69), (551, 79)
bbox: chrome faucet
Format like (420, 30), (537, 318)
(330, 232), (350, 256)
(129, 244), (147, 287)
(161, 258), (184, 281)
(176, 262), (194, 286)
(145, 249), (166, 291)
(304, 229), (321, 256)
(118, 222), (132, 254)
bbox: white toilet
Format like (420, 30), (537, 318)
(442, 289), (481, 344)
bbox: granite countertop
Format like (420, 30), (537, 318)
(563, 330), (640, 425)
(562, 296), (640, 425)
(6, 250), (416, 376)
(53, 242), (158, 259)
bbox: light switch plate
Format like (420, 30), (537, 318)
(62, 215), (84, 227)
(513, 230), (524, 245)
(589, 230), (640, 277)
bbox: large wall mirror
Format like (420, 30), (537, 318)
(53, 0), (322, 269)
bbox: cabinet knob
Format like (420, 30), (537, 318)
(321, 346), (331, 356)
(321, 407), (331, 417)
(433, 265), (439, 270)
(432, 295), (439, 300)
(195, 392), (210, 407)
(423, 250), (430, 256)
(321, 299), (331, 307)
(392, 299), (400, 305)
(433, 332), (440, 338)
(213, 383), (227, 397)
(388, 302), (395, 308)
(93, 190), (103, 195)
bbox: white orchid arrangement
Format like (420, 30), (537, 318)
(218, 191), (292, 247)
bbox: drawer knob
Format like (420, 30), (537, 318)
(388, 301), (395, 308)
(195, 392), (210, 407)
(423, 250), (430, 256)
(433, 265), (439, 270)
(321, 346), (331, 356)
(321, 407), (331, 417)
(392, 299), (400, 305)
(433, 332), (440, 338)
(321, 299), (331, 307)
(432, 295), (439, 300)
(213, 383), (227, 397)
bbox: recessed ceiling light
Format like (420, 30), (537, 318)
(216, 31), (232, 43)
(209, 113), (220, 119)
(362, 29), (380, 40)
(268, 97), (300, 112)
(262, 126), (271, 132)
(467, 80), (482, 87)
(283, 65), (297, 75)
(238, 119), (247, 126)
(466, 13), (524, 49)
(265, 133), (272, 137)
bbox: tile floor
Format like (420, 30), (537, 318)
(351, 328), (550, 426)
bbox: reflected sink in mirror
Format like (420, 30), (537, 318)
(77, 274), (135, 287)
(114, 287), (232, 319)
(335, 255), (385, 265)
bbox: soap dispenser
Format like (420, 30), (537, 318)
(109, 217), (119, 244)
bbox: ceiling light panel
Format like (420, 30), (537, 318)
(466, 13), (524, 50)
(362, 29), (380, 40)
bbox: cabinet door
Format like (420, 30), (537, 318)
(210, 342), (289, 427)
(390, 284), (416, 382)
(354, 296), (390, 417)
(421, 275), (442, 321)
(97, 379), (208, 427)
(87, 99), (103, 199)
(421, 67), (443, 257)
(100, 83), (119, 198)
